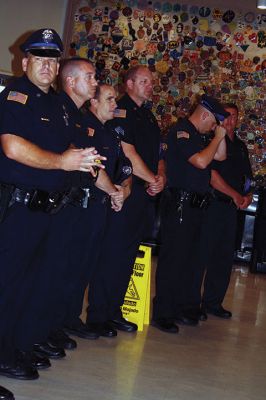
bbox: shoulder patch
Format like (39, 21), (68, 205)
(87, 127), (95, 137)
(7, 91), (28, 104)
(114, 126), (125, 136)
(114, 108), (127, 118)
(176, 131), (189, 139)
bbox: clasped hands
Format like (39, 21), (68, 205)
(146, 174), (166, 196)
(61, 147), (106, 177)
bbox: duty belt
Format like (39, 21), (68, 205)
(168, 188), (210, 223)
(9, 186), (90, 214)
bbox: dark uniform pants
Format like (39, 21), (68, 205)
(200, 200), (238, 307)
(0, 203), (53, 363)
(153, 191), (206, 320)
(87, 183), (153, 323)
(63, 198), (109, 326)
(17, 204), (91, 345)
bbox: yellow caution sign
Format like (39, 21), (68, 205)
(122, 245), (151, 331)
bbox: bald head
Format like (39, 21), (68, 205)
(189, 104), (218, 134)
(59, 58), (97, 108)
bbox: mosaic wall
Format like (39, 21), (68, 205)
(67, 0), (266, 175)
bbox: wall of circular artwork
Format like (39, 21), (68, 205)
(67, 0), (266, 175)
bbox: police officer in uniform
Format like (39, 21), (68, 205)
(53, 60), (131, 340)
(0, 29), (101, 395)
(152, 95), (228, 333)
(196, 103), (253, 319)
(86, 65), (165, 335)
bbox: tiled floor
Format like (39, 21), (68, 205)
(1, 262), (266, 400)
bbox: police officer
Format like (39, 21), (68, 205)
(0, 29), (101, 391)
(152, 95), (228, 333)
(86, 65), (165, 335)
(49, 59), (131, 341)
(62, 81), (132, 339)
(196, 103), (253, 319)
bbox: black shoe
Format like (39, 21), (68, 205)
(0, 362), (39, 380)
(33, 342), (66, 359)
(188, 308), (208, 322)
(64, 319), (99, 340)
(0, 385), (15, 400)
(86, 322), (117, 338)
(109, 317), (138, 332)
(48, 329), (77, 350)
(152, 319), (179, 334)
(205, 305), (232, 319)
(198, 308), (208, 321)
(16, 350), (51, 370)
(176, 311), (199, 326)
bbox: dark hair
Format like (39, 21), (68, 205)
(58, 57), (94, 90)
(60, 57), (93, 69)
(223, 103), (239, 113)
(93, 83), (112, 100)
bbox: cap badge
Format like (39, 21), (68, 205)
(42, 29), (54, 43)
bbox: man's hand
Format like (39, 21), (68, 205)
(110, 186), (124, 212)
(239, 193), (253, 210)
(214, 125), (226, 139)
(146, 174), (166, 196)
(60, 147), (106, 176)
(110, 183), (132, 212)
(232, 192), (245, 208)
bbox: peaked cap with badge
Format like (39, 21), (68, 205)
(20, 28), (63, 57)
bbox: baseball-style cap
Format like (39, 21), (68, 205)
(200, 94), (230, 123)
(20, 28), (63, 57)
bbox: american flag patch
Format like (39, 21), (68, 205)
(87, 127), (95, 137)
(114, 108), (127, 118)
(7, 91), (28, 104)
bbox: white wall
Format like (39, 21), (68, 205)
(0, 0), (68, 75)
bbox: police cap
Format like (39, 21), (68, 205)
(20, 28), (63, 57)
(200, 95), (230, 122)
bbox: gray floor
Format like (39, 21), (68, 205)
(1, 262), (266, 400)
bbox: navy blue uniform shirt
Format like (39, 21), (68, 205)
(82, 110), (132, 199)
(59, 91), (95, 189)
(212, 134), (252, 196)
(166, 117), (211, 194)
(0, 75), (81, 192)
(109, 93), (161, 184)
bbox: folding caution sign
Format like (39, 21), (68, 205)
(122, 245), (151, 331)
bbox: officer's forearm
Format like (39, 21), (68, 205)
(95, 169), (117, 195)
(214, 137), (226, 161)
(120, 176), (132, 199)
(121, 142), (156, 183)
(189, 135), (225, 169)
(1, 133), (63, 169)
(157, 159), (166, 184)
(211, 169), (240, 199)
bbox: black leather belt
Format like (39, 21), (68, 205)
(9, 187), (90, 213)
(168, 188), (210, 209)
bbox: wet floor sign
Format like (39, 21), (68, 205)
(122, 245), (151, 331)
